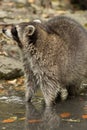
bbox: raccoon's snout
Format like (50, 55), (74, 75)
(2, 25), (17, 38)
(2, 25), (22, 48)
(2, 25), (16, 39)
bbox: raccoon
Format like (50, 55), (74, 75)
(2, 16), (87, 106)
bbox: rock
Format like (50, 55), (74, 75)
(2, 44), (21, 60)
(0, 11), (8, 18)
(0, 56), (24, 79)
(0, 34), (23, 79)
(12, 0), (28, 4)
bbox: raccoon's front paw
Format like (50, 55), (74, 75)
(60, 88), (68, 101)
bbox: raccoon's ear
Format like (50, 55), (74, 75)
(27, 25), (36, 36)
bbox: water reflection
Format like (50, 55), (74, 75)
(25, 103), (60, 130)
(25, 95), (87, 130)
(0, 95), (87, 130)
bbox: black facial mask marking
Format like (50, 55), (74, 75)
(11, 26), (22, 48)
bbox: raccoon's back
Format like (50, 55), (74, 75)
(46, 16), (87, 47)
(44, 16), (87, 82)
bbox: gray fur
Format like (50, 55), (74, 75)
(2, 16), (87, 106)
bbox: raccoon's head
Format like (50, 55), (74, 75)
(2, 20), (42, 49)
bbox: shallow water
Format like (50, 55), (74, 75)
(0, 93), (87, 130)
(0, 96), (25, 130)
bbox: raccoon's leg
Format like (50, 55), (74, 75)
(25, 72), (36, 102)
(25, 79), (36, 102)
(24, 73), (31, 102)
(41, 87), (59, 106)
(23, 56), (37, 102)
(41, 78), (61, 106)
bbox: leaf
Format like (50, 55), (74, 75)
(0, 51), (8, 56)
(16, 77), (24, 85)
(28, 0), (35, 4)
(82, 114), (87, 119)
(28, 119), (42, 123)
(7, 2), (14, 6)
(2, 117), (17, 123)
(0, 84), (5, 94)
(7, 79), (17, 85)
(62, 118), (80, 123)
(60, 112), (71, 118)
(19, 117), (25, 121)
(0, 89), (5, 94)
